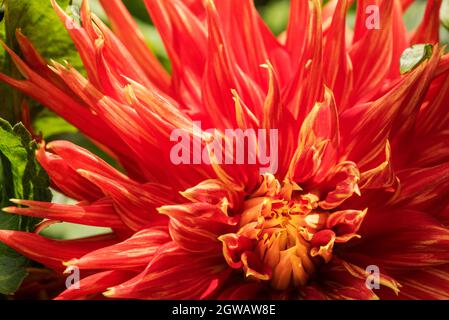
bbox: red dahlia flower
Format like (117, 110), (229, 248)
(1, 0), (449, 300)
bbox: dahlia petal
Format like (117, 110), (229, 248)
(93, 40), (129, 102)
(389, 161), (449, 210)
(144, 0), (206, 108)
(310, 230), (335, 263)
(359, 141), (396, 189)
(3, 198), (124, 229)
(319, 162), (360, 210)
(158, 202), (238, 253)
(326, 209), (367, 242)
(349, 0), (394, 104)
(55, 270), (136, 300)
(65, 227), (170, 270)
(417, 72), (449, 136)
(382, 265), (449, 300)
(350, 209), (449, 269)
(50, 0), (99, 86)
(410, 0), (442, 45)
(37, 147), (103, 202)
(214, 0), (276, 88)
(285, 0), (310, 64)
(315, 259), (381, 300)
(390, 50), (442, 155)
(388, 0), (409, 79)
(216, 282), (264, 300)
(98, 0), (171, 93)
(15, 30), (61, 82)
(288, 89), (339, 183)
(323, 0), (353, 108)
(203, 0), (265, 128)
(104, 244), (229, 299)
(411, 133), (449, 169)
(180, 179), (244, 210)
(283, 0), (324, 122)
(0, 41), (132, 159)
(0, 231), (116, 271)
(46, 141), (130, 184)
(78, 170), (171, 230)
(314, 258), (401, 300)
(89, 14), (156, 89)
(261, 62), (297, 177)
(219, 233), (256, 269)
(340, 47), (440, 168)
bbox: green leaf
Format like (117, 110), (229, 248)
(33, 109), (78, 139)
(400, 44), (433, 75)
(0, 118), (51, 295)
(122, 0), (150, 23)
(442, 0), (449, 31)
(0, 0), (83, 123)
(259, 0), (289, 35)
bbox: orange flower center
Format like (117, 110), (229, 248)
(220, 173), (366, 291)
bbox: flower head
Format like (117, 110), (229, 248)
(1, 0), (449, 299)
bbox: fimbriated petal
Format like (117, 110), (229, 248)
(379, 265), (449, 300)
(287, 89), (339, 184)
(283, 0), (324, 122)
(313, 260), (379, 300)
(410, 132), (449, 169)
(3, 198), (124, 229)
(216, 282), (263, 300)
(202, 0), (265, 129)
(37, 147), (103, 202)
(417, 72), (449, 136)
(158, 202), (238, 253)
(104, 243), (230, 299)
(389, 161), (449, 211)
(65, 227), (170, 270)
(359, 141), (396, 190)
(98, 0), (171, 93)
(323, 0), (353, 108)
(349, 209), (449, 269)
(46, 141), (130, 184)
(78, 170), (173, 231)
(0, 231), (117, 271)
(180, 179), (244, 210)
(349, 0), (394, 104)
(410, 0), (442, 45)
(213, 0), (279, 88)
(144, 0), (206, 109)
(388, 0), (409, 79)
(340, 47), (440, 169)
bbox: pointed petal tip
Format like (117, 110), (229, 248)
(63, 260), (79, 273)
(102, 288), (116, 298)
(76, 169), (91, 177)
(15, 28), (25, 39)
(2, 207), (16, 214)
(0, 230), (13, 238)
